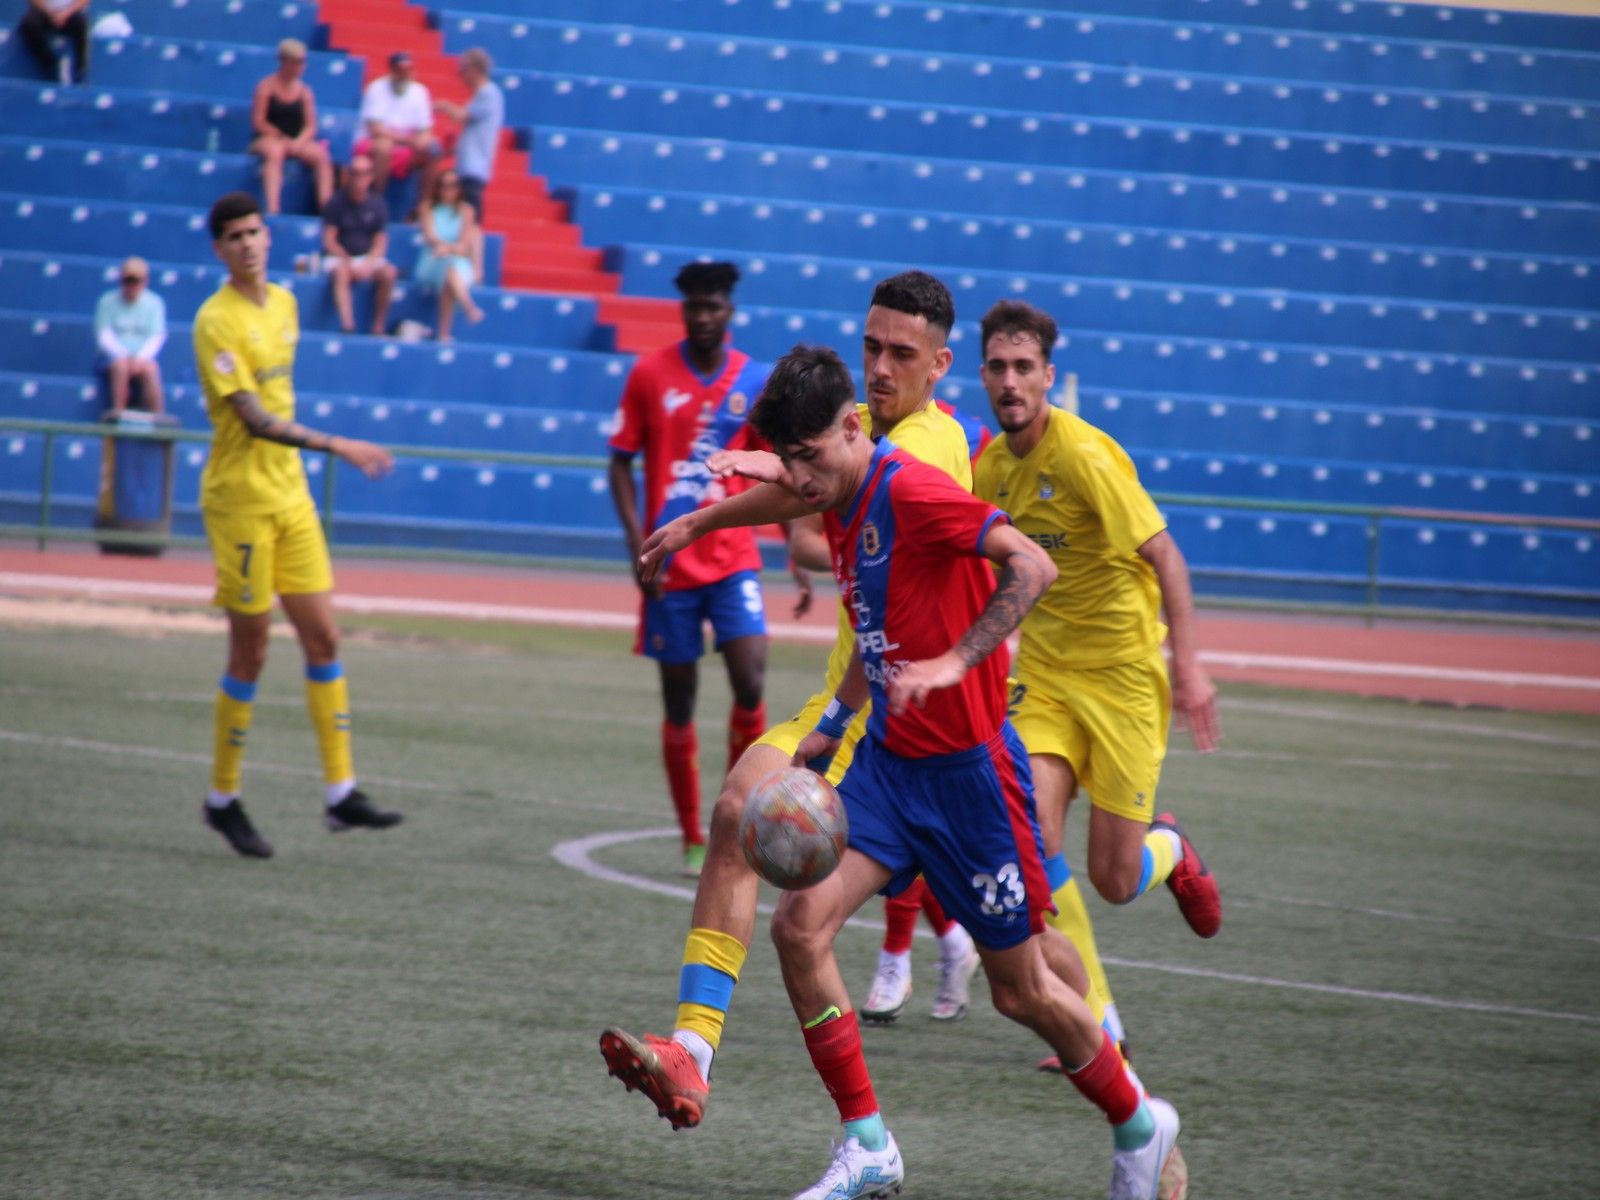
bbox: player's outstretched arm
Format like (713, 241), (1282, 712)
(638, 482), (816, 583)
(226, 391), (394, 479)
(1138, 529), (1219, 752)
(887, 523), (1056, 715)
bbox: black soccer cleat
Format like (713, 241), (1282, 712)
(325, 789), (403, 832)
(203, 799), (274, 859)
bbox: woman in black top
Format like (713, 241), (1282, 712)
(249, 38), (334, 214)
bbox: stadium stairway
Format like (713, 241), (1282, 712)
(312, 0), (683, 349)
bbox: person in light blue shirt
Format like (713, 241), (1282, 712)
(433, 48), (503, 222)
(94, 256), (166, 413)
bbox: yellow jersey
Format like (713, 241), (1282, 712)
(194, 281), (308, 515)
(974, 406), (1165, 671)
(816, 402), (975, 694)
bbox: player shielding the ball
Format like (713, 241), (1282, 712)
(637, 345), (1183, 1200)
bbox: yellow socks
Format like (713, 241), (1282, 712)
(303, 661), (354, 795)
(209, 674), (256, 798)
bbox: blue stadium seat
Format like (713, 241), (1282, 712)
(531, 126), (1600, 258)
(0, 31), (364, 109)
(442, 10), (1600, 159)
(434, 1), (1600, 100)
(562, 182), (1600, 313)
(0, 195), (504, 290)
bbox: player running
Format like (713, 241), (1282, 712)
(599, 271), (980, 1127)
(195, 192), (400, 859)
(975, 301), (1222, 1027)
(607, 261), (794, 878)
(678, 344), (1182, 1200)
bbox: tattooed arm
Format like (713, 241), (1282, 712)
(886, 522), (1056, 715)
(226, 391), (394, 478)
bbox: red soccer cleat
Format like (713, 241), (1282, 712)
(1152, 813), (1221, 938)
(599, 1027), (709, 1130)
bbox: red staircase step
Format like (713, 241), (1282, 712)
(598, 295), (679, 324)
(503, 244), (604, 272)
(487, 219), (582, 246)
(502, 266), (621, 294)
(611, 321), (686, 355)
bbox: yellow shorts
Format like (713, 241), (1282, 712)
(203, 501), (334, 616)
(753, 687), (868, 787)
(1009, 650), (1170, 824)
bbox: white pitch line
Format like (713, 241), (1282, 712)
(0, 728), (648, 818)
(1221, 696), (1600, 752)
(551, 827), (1600, 1027)
(5, 570), (1598, 692)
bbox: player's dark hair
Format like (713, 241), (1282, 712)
(980, 300), (1059, 363)
(208, 191), (261, 240)
(674, 260), (740, 298)
(752, 344), (856, 449)
(869, 270), (955, 338)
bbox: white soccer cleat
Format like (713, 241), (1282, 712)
(929, 936), (980, 1021)
(791, 1133), (904, 1200)
(861, 951), (912, 1024)
(1108, 1097), (1181, 1200)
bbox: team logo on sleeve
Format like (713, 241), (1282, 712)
(212, 350), (236, 376)
(861, 523), (881, 558)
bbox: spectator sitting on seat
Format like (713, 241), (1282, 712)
(431, 47), (503, 223)
(321, 154), (397, 336)
(94, 256), (165, 414)
(355, 51), (435, 200)
(414, 168), (483, 342)
(249, 38), (334, 215)
(17, 0), (90, 83)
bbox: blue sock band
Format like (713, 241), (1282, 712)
(219, 674), (257, 703)
(843, 1113), (887, 1152)
(1113, 1100), (1156, 1150)
(1129, 845), (1155, 901)
(305, 661), (344, 684)
(678, 963), (737, 1012)
(1043, 852), (1072, 892)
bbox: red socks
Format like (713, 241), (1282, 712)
(802, 1010), (878, 1122)
(1066, 1031), (1142, 1125)
(885, 878), (956, 953)
(727, 702), (766, 773)
(883, 882), (923, 954)
(662, 720), (702, 846)
(920, 886), (956, 937)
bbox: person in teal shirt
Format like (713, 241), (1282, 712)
(94, 256), (167, 413)
(413, 169), (483, 342)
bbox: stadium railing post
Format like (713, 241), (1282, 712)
(37, 430), (55, 553)
(1365, 514), (1382, 628)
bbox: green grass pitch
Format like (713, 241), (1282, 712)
(1, 614), (1597, 1199)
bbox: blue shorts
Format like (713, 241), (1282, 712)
(840, 723), (1056, 950)
(639, 569), (767, 663)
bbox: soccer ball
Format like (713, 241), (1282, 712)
(739, 767), (847, 890)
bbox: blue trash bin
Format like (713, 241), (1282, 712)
(95, 411), (178, 555)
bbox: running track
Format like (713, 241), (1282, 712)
(2, 544), (1597, 715)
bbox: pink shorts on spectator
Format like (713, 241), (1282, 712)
(353, 137), (416, 179)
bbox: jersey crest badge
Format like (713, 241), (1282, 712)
(728, 391), (748, 416)
(861, 522), (881, 558)
(1037, 473), (1055, 500)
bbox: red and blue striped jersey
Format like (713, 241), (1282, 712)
(824, 441), (1011, 759)
(610, 342), (769, 591)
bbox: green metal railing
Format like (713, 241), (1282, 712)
(3, 416), (1597, 628)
